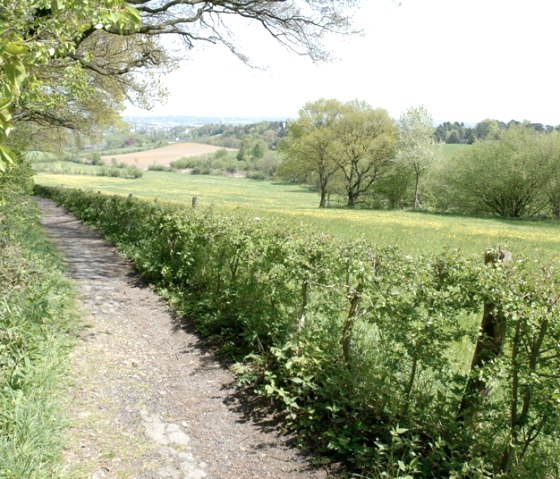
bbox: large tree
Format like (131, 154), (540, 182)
(334, 101), (397, 208)
(1, 0), (360, 172)
(280, 98), (346, 208)
(396, 105), (439, 209)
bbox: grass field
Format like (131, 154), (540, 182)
(101, 142), (228, 169)
(34, 170), (560, 260)
(441, 143), (470, 158)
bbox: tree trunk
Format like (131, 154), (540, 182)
(342, 284), (362, 368)
(319, 187), (327, 208)
(347, 190), (356, 208)
(413, 172), (420, 210)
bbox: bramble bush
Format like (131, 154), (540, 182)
(35, 185), (560, 478)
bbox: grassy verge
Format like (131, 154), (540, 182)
(0, 184), (78, 479)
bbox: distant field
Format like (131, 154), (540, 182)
(34, 171), (560, 260)
(441, 143), (470, 159)
(101, 142), (228, 169)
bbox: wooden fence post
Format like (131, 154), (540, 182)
(458, 249), (512, 425)
(192, 195), (198, 209)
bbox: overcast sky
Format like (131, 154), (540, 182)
(124, 0), (560, 125)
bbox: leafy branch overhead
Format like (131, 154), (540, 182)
(0, 0), (142, 170)
(0, 0), (359, 173)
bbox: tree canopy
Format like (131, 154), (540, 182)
(280, 99), (397, 208)
(334, 101), (397, 208)
(130, 0), (359, 63)
(280, 98), (346, 207)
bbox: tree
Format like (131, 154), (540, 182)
(473, 118), (503, 140)
(543, 132), (560, 218)
(396, 105), (439, 209)
(448, 126), (551, 217)
(236, 135), (268, 166)
(0, 0), (144, 170)
(374, 163), (412, 209)
(1, 0), (360, 173)
(279, 99), (346, 208)
(334, 101), (397, 208)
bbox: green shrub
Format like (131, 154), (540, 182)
(147, 164), (173, 172)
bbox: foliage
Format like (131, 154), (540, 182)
(280, 99), (397, 208)
(0, 168), (79, 478)
(35, 185), (560, 478)
(182, 121), (288, 150)
(0, 0), (144, 171)
(444, 127), (553, 217)
(435, 121), (475, 144)
(168, 148), (281, 179)
(98, 164), (143, 178)
(31, 159), (143, 179)
(279, 99), (346, 207)
(334, 101), (397, 207)
(434, 119), (560, 145)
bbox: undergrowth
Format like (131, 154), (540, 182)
(1, 168), (78, 479)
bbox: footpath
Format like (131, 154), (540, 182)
(37, 197), (327, 479)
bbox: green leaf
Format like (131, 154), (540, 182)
(0, 97), (12, 110)
(4, 41), (28, 57)
(125, 6), (142, 28)
(0, 144), (16, 172)
(4, 60), (27, 95)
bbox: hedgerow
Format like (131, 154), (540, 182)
(34, 184), (560, 478)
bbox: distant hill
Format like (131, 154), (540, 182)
(123, 115), (290, 128)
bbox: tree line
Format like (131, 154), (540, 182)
(435, 118), (560, 144)
(279, 99), (560, 218)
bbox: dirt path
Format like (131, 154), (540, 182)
(36, 198), (328, 479)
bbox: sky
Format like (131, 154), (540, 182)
(124, 0), (560, 125)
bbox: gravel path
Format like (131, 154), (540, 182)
(36, 198), (328, 479)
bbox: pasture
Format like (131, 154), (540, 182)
(34, 170), (560, 260)
(101, 142), (228, 169)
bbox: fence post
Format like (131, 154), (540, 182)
(458, 249), (512, 425)
(192, 195), (198, 209)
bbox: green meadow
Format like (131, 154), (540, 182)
(34, 170), (560, 260)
